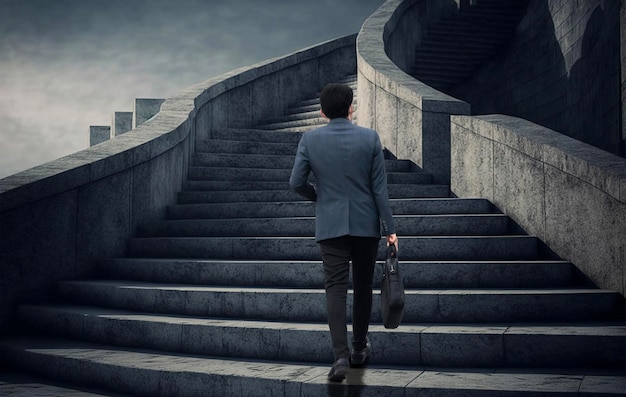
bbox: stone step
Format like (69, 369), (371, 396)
(186, 167), (431, 184)
(166, 198), (497, 219)
(435, 15), (520, 33)
(0, 370), (136, 397)
(252, 124), (328, 133)
(414, 56), (482, 69)
(413, 61), (478, 74)
(98, 258), (574, 289)
(188, 166), (292, 181)
(136, 214), (513, 238)
(274, 98), (356, 121)
(284, 103), (320, 114)
(192, 153), (415, 171)
(3, 338), (624, 397)
(434, 21), (516, 38)
(460, 9), (525, 23)
(415, 47), (483, 61)
(191, 152), (297, 169)
(417, 44), (492, 58)
(292, 98), (320, 109)
(18, 305), (626, 368)
(54, 280), (622, 323)
(427, 26), (512, 41)
(261, 109), (322, 124)
(177, 184), (451, 203)
(420, 38), (495, 51)
(183, 180), (294, 191)
(412, 61), (480, 76)
(256, 118), (328, 131)
(177, 189), (303, 203)
(196, 139), (298, 155)
(126, 235), (541, 261)
(410, 72), (466, 86)
(208, 128), (304, 143)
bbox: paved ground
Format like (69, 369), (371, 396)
(0, 371), (132, 397)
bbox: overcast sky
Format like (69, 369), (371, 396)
(0, 0), (385, 179)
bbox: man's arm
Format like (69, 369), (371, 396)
(289, 135), (317, 201)
(370, 133), (397, 244)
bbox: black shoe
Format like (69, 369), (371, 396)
(328, 358), (349, 382)
(350, 338), (371, 367)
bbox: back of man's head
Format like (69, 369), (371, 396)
(320, 83), (353, 119)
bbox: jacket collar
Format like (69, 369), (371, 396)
(328, 118), (352, 126)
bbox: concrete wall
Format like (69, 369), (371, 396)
(450, 0), (624, 158)
(357, 0), (470, 184)
(0, 34), (357, 336)
(450, 114), (626, 296)
(0, 114), (191, 336)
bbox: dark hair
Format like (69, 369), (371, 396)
(320, 83), (353, 119)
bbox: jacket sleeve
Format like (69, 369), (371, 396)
(370, 134), (396, 236)
(289, 134), (317, 201)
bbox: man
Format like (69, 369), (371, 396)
(289, 83), (398, 382)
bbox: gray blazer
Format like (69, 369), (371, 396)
(289, 118), (395, 242)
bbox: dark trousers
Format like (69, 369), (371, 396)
(319, 235), (379, 361)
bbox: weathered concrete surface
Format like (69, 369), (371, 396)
(0, 371), (133, 396)
(89, 126), (111, 146)
(451, 114), (626, 296)
(133, 98), (165, 128)
(112, 111), (133, 136)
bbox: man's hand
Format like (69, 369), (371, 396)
(386, 233), (398, 252)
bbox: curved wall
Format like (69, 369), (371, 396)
(450, 0), (623, 157)
(0, 35), (357, 335)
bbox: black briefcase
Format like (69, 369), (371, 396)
(380, 244), (405, 329)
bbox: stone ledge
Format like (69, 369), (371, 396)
(450, 113), (626, 296)
(453, 114), (626, 204)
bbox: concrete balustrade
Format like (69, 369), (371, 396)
(89, 126), (111, 146)
(112, 111), (133, 136)
(89, 99), (165, 147)
(133, 98), (166, 128)
(356, 0), (470, 184)
(450, 115), (626, 296)
(0, 34), (357, 335)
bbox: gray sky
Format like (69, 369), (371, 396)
(0, 0), (385, 179)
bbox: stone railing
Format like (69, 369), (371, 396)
(451, 115), (626, 296)
(0, 34), (357, 335)
(356, 0), (470, 184)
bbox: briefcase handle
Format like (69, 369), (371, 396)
(387, 243), (397, 259)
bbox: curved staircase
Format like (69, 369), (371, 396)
(411, 0), (529, 93)
(1, 75), (625, 396)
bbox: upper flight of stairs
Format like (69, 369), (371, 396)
(410, 0), (528, 92)
(1, 74), (625, 396)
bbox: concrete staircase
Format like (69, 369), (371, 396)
(1, 75), (625, 396)
(411, 0), (528, 92)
